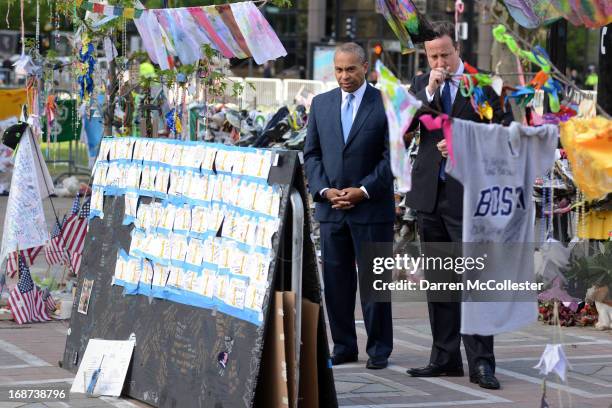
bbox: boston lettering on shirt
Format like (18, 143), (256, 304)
(473, 186), (526, 217)
(447, 120), (557, 243)
(446, 119), (558, 336)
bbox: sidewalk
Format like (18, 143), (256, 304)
(0, 306), (611, 407)
(332, 305), (612, 408)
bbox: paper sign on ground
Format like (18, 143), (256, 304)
(71, 338), (135, 396)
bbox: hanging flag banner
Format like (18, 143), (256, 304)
(83, 1), (144, 18)
(502, 0), (612, 28)
(375, 60), (422, 192)
(0, 129), (51, 266)
(230, 2), (286, 64)
(501, 0), (562, 28)
(375, 0), (437, 53)
(84, 1), (287, 66)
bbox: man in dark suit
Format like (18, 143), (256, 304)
(304, 42), (394, 370)
(406, 22), (512, 389)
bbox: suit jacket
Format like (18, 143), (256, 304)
(406, 72), (513, 215)
(304, 84), (395, 224)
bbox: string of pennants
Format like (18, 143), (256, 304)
(82, 1), (287, 68)
(82, 1), (144, 18)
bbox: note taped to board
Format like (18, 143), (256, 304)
(71, 338), (135, 397)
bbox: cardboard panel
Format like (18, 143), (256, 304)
(298, 299), (320, 408)
(283, 291), (297, 408)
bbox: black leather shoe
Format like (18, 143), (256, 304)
(366, 358), (388, 369)
(331, 354), (358, 366)
(407, 363), (464, 377)
(470, 363), (500, 389)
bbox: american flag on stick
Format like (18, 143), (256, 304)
(44, 215), (68, 266)
(6, 247), (42, 278)
(41, 287), (57, 314)
(7, 254), (51, 324)
(61, 196), (90, 275)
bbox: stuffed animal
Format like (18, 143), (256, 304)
(585, 285), (612, 330)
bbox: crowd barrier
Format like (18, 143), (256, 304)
(221, 77), (343, 108)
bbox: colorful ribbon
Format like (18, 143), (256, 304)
(530, 105), (577, 125)
(165, 108), (182, 136)
(492, 25), (552, 72)
(459, 62), (494, 120)
(419, 114), (455, 166)
(77, 39), (95, 100)
(492, 25), (564, 112)
(504, 69), (563, 113)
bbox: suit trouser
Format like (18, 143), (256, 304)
(417, 182), (495, 375)
(320, 220), (394, 361)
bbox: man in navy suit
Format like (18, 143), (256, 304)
(406, 21), (511, 389)
(304, 42), (394, 370)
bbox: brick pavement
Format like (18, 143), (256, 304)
(0, 307), (611, 407)
(332, 313), (612, 408)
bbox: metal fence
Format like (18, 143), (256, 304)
(220, 77), (337, 108)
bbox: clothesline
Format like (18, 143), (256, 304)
(82, 0), (269, 16)
(404, 85), (561, 129)
(449, 72), (545, 77)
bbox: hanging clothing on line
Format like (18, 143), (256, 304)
(578, 210), (612, 240)
(129, 2), (286, 67)
(375, 60), (422, 192)
(560, 117), (612, 201)
(446, 119), (558, 336)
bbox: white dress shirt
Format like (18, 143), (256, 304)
(425, 59), (464, 104)
(340, 80), (368, 121)
(320, 80), (370, 200)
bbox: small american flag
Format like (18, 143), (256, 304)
(41, 288), (56, 314)
(7, 254), (51, 324)
(80, 198), (90, 219)
(62, 198), (90, 275)
(6, 248), (42, 278)
(45, 215), (69, 266)
(70, 253), (83, 276)
(70, 194), (81, 215)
